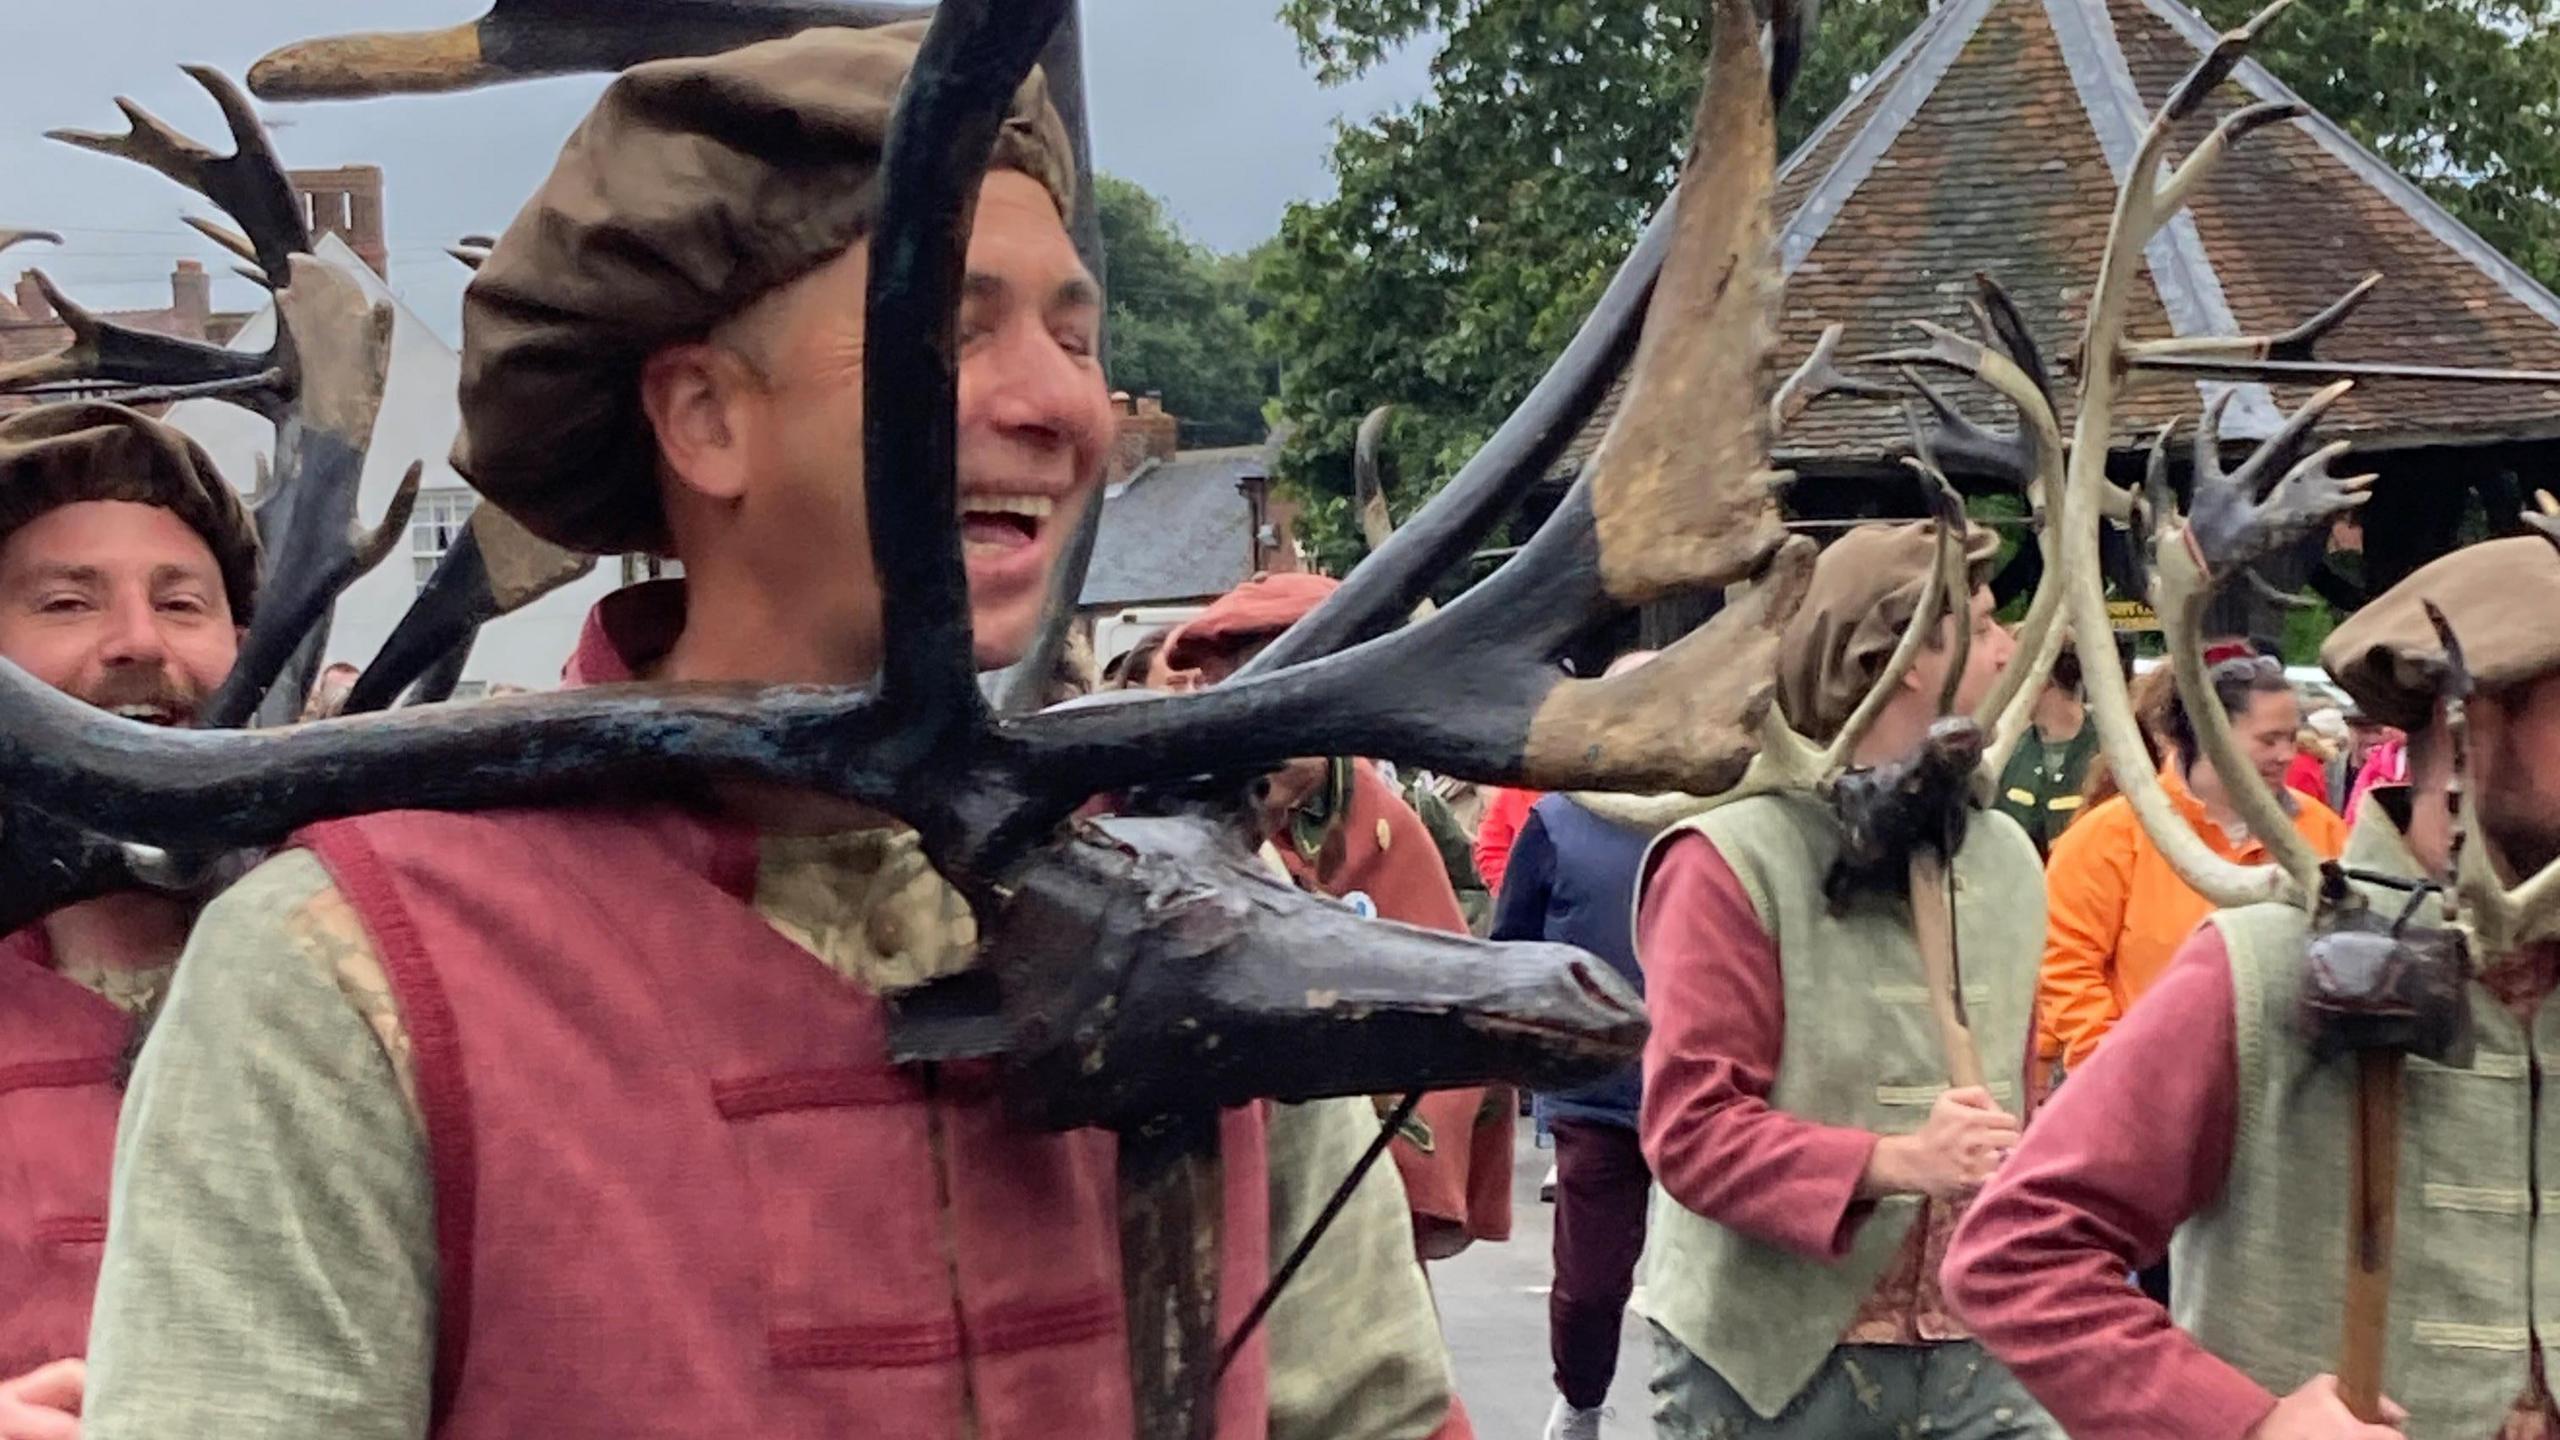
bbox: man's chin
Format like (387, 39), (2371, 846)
(969, 611), (1038, 675)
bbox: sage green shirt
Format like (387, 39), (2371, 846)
(83, 846), (1454, 1440)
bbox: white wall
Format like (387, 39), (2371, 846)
(165, 237), (617, 693)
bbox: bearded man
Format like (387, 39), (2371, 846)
(0, 402), (255, 1440)
(1948, 533), (2560, 1440)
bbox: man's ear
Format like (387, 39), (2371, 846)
(640, 343), (760, 503)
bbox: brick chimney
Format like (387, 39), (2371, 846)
(1105, 390), (1182, 480)
(169, 260), (212, 334)
(13, 272), (49, 322)
(291, 165), (389, 279)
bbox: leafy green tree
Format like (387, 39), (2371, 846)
(1262, 0), (2559, 566)
(1096, 173), (1274, 449)
(1262, 0), (1925, 565)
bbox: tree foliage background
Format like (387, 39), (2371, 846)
(1258, 0), (2560, 573)
(1096, 173), (1275, 449)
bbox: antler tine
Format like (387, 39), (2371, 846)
(1969, 273), (2054, 405)
(2163, 0), (2297, 123)
(0, 270), (282, 415)
(186, 215), (259, 267)
(2189, 379), (2365, 574)
(2154, 98), (2305, 219)
(2429, 597), (2560, 951)
(48, 68), (309, 286)
(859, 0), (1066, 794)
(2127, 275), (2381, 377)
(1247, 0), (1776, 677)
(197, 258), (398, 729)
(1771, 323), (1892, 433)
(354, 461), (426, 572)
(0, 658), (914, 854)
(2527, 489), (2560, 557)
(346, 499), (597, 716)
(249, 2), (933, 100)
(1862, 313), (2079, 754)
(1353, 404), (1397, 551)
(2134, 383), (2367, 907)
(0, 229), (62, 255)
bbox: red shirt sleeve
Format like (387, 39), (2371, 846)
(1636, 831), (1887, 1261)
(1944, 925), (2278, 1440)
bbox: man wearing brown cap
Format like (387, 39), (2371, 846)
(1170, 572), (1516, 1266)
(80, 27), (1457, 1440)
(1948, 532), (2560, 1440)
(1631, 522), (2057, 1438)
(0, 402), (255, 1439)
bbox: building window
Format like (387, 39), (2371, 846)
(413, 489), (478, 592)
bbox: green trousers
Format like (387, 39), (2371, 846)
(1648, 1323), (2064, 1440)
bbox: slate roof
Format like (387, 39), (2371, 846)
(1078, 444), (1271, 609)
(1551, 0), (2560, 481)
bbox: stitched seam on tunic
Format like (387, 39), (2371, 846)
(712, 1068), (923, 1115)
(711, 1062), (1001, 1118)
(2416, 1052), (2530, 1080)
(771, 1319), (965, 1370)
(2422, 1183), (2533, 1214)
(304, 829), (479, 1426)
(0, 1056), (120, 1096)
(31, 1215), (105, 1245)
(2413, 1320), (2532, 1350)
(969, 1291), (1122, 1356)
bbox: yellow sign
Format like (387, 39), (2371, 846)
(2108, 599), (2161, 632)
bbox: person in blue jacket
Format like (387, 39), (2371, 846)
(1491, 654), (1660, 1440)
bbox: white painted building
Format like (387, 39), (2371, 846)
(166, 236), (618, 696)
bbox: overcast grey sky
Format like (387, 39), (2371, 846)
(2, 1), (1432, 342)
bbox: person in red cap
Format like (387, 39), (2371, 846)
(1168, 572), (1518, 1263)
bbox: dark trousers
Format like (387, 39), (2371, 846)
(1549, 1117), (1651, 1409)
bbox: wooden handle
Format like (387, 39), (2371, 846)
(2338, 1048), (2403, 1422)
(1908, 851), (1986, 1091)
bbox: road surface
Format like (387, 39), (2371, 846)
(1436, 1126), (1653, 1439)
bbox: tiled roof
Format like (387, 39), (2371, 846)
(1079, 445), (1272, 609)
(1551, 0), (2560, 481)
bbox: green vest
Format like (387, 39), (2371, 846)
(2173, 813), (2553, 1440)
(1993, 722), (2099, 857)
(1635, 793), (2046, 1419)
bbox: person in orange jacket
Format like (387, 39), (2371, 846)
(2038, 655), (2349, 1072)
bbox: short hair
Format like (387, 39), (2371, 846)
(2049, 645), (2083, 696)
(2163, 655), (2293, 764)
(1107, 628), (1171, 689)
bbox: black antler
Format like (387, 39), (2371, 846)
(47, 66), (309, 284)
(7, 68), (315, 418)
(193, 257), (413, 728)
(342, 504), (595, 714)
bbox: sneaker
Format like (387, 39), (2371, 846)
(1540, 1164), (1559, 1203)
(1543, 1396), (1605, 1440)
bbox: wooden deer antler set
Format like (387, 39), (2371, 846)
(5, 0), (2559, 1431)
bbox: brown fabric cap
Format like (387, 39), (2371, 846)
(2320, 535), (2560, 731)
(1165, 572), (1342, 670)
(0, 402), (259, 621)
(1777, 520), (2001, 742)
(454, 22), (1078, 557)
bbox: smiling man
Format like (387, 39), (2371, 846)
(79, 24), (1459, 1440)
(0, 401), (255, 1439)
